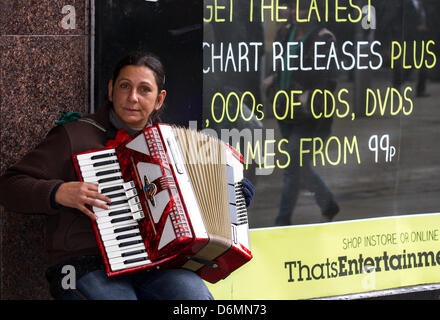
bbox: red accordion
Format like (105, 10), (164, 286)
(72, 124), (252, 283)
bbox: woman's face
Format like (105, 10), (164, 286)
(108, 65), (166, 128)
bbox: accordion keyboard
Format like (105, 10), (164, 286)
(233, 181), (248, 225)
(226, 165), (248, 226)
(76, 149), (152, 271)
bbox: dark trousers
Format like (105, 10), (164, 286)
(276, 122), (337, 225)
(57, 268), (214, 300)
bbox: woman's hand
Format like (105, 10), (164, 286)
(55, 182), (111, 220)
(241, 178), (255, 208)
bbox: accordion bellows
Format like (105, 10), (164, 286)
(173, 127), (233, 268)
(72, 124), (252, 283)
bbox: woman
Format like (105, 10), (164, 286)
(0, 52), (254, 300)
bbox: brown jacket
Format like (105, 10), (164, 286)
(0, 106), (112, 265)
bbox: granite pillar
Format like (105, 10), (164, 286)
(0, 0), (90, 299)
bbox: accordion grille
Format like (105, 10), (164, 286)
(172, 127), (232, 243)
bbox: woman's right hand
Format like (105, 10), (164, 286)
(55, 182), (111, 220)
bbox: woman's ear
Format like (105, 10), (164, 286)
(155, 90), (167, 110)
(108, 80), (114, 102)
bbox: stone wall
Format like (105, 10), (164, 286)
(0, 0), (90, 299)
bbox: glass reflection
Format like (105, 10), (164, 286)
(203, 0), (440, 228)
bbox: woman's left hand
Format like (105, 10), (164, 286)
(241, 178), (255, 208)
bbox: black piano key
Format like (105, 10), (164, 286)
(110, 216), (133, 224)
(98, 176), (123, 184)
(108, 208), (131, 217)
(116, 232), (140, 241)
(91, 152), (116, 160)
(101, 185), (123, 194)
(107, 192), (125, 199)
(121, 249), (146, 257)
(114, 225), (138, 233)
(109, 199), (128, 207)
(124, 257), (148, 265)
(96, 169), (121, 176)
(119, 240), (143, 248)
(93, 160), (119, 168)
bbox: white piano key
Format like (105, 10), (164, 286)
(126, 188), (137, 197)
(81, 169), (120, 180)
(104, 238), (145, 253)
(106, 243), (146, 259)
(129, 196), (141, 206)
(103, 196), (128, 206)
(110, 258), (151, 272)
(78, 158), (118, 170)
(105, 193), (127, 202)
(105, 189), (127, 199)
(80, 161), (120, 177)
(105, 188), (137, 200)
(101, 225), (141, 241)
(78, 153), (118, 169)
(80, 165), (120, 178)
(109, 251), (149, 265)
(109, 253), (150, 270)
(93, 201), (125, 214)
(133, 211), (145, 220)
(76, 149), (116, 162)
(98, 220), (139, 236)
(103, 234), (143, 247)
(87, 178), (125, 188)
(93, 195), (141, 213)
(95, 206), (131, 218)
(99, 181), (135, 194)
(79, 155), (119, 168)
(83, 171), (123, 184)
(97, 213), (134, 224)
(97, 215), (135, 230)
(105, 191), (137, 203)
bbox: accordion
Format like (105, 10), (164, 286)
(72, 124), (252, 283)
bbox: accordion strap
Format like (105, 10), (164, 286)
(77, 118), (106, 133)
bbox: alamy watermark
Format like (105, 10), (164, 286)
(61, 5), (76, 30)
(61, 264), (76, 290)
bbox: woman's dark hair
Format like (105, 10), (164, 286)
(108, 51), (166, 124)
